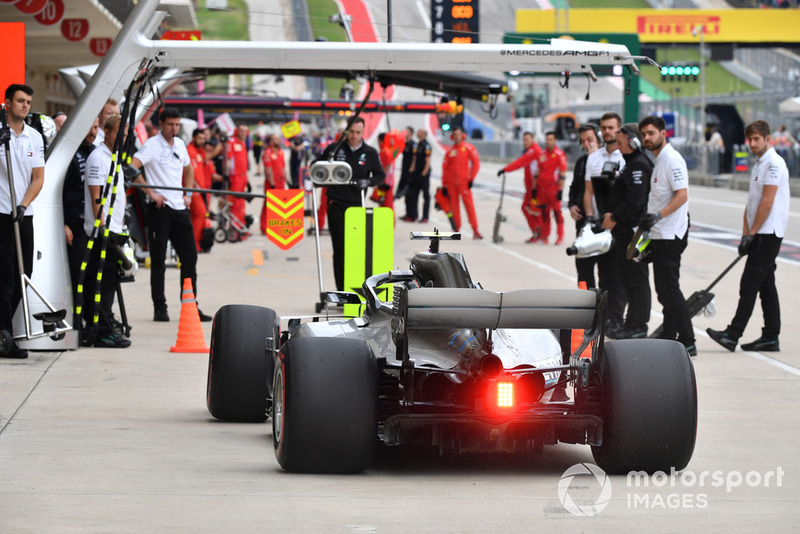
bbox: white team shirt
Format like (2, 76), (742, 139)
(133, 132), (191, 210)
(585, 147), (625, 214)
(93, 128), (105, 147)
(83, 142), (126, 236)
(0, 123), (44, 215)
(648, 142), (689, 240)
(747, 147), (789, 238)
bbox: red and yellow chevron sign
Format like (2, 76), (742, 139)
(266, 189), (304, 250)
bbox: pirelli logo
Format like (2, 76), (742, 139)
(637, 14), (721, 36)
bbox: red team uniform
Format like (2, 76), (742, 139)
(227, 136), (248, 226)
(259, 145), (287, 234)
(502, 141), (543, 238)
(535, 145), (568, 244)
(442, 138), (481, 237)
(187, 142), (209, 251)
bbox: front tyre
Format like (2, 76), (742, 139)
(206, 305), (278, 422)
(273, 337), (378, 473)
(591, 339), (697, 474)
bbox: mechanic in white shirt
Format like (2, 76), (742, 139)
(0, 84), (45, 359)
(639, 115), (695, 356)
(707, 119), (790, 353)
(82, 113), (131, 348)
(582, 112), (625, 332)
(129, 108), (210, 323)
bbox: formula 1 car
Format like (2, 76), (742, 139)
(206, 232), (697, 474)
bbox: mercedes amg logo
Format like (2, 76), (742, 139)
(558, 463), (612, 516)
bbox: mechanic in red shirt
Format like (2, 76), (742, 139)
(259, 134), (288, 234)
(498, 131), (543, 242)
(227, 123), (250, 232)
(442, 126), (482, 239)
(535, 131), (568, 245)
(187, 128), (210, 251)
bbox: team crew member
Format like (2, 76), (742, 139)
(398, 127), (416, 220)
(497, 131), (543, 243)
(63, 119), (98, 328)
(93, 98), (119, 147)
(407, 128), (432, 223)
(227, 123), (250, 232)
(583, 112), (625, 220)
(187, 128), (210, 252)
(535, 132), (568, 245)
(601, 123), (652, 339)
(707, 120), (790, 353)
(0, 84), (45, 359)
(567, 124), (601, 287)
(319, 117), (384, 291)
(639, 115), (695, 356)
(82, 114), (131, 348)
(129, 108), (211, 323)
(442, 126), (482, 239)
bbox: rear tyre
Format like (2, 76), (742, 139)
(206, 304), (278, 422)
(591, 339), (697, 474)
(273, 337), (378, 473)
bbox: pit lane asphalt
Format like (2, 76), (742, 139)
(1, 156), (799, 532)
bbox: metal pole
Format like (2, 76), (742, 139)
(387, 0), (392, 43)
(699, 27), (707, 174)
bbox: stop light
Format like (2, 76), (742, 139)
(660, 63), (700, 82)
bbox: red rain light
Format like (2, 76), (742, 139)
(496, 382), (514, 408)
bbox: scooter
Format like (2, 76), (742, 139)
(0, 104), (70, 356)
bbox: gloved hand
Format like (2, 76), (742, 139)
(556, 189), (563, 201)
(497, 169), (505, 177)
(13, 204), (26, 223)
(0, 126), (10, 146)
(468, 181), (474, 189)
(738, 234), (755, 256)
(441, 187), (448, 197)
(642, 211), (662, 230)
(377, 183), (391, 191)
(123, 165), (140, 182)
(530, 188), (537, 199)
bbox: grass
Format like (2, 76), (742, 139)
(641, 48), (758, 98)
(306, 0), (356, 99)
(196, 0), (249, 93)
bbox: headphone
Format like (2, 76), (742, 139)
(620, 124), (642, 151)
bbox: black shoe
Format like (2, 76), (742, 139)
(684, 344), (698, 357)
(706, 328), (737, 352)
(94, 331), (132, 348)
(615, 326), (648, 340)
(604, 321), (622, 339)
(740, 336), (780, 352)
(154, 308), (170, 322)
(81, 325), (98, 347)
(197, 309), (213, 322)
(2, 343), (28, 359)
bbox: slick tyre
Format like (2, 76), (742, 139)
(273, 337), (378, 473)
(207, 305), (279, 422)
(591, 339), (697, 474)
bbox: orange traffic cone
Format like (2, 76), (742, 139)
(571, 281), (592, 359)
(170, 278), (210, 353)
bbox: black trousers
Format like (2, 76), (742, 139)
(651, 232), (694, 345)
(147, 204), (198, 311)
(406, 173), (431, 221)
(607, 228), (650, 330)
(0, 214), (33, 335)
(327, 200), (350, 291)
(728, 233), (782, 339)
(82, 234), (119, 336)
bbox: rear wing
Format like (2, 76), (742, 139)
(398, 287), (598, 331)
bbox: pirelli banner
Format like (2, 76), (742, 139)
(516, 9), (800, 44)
